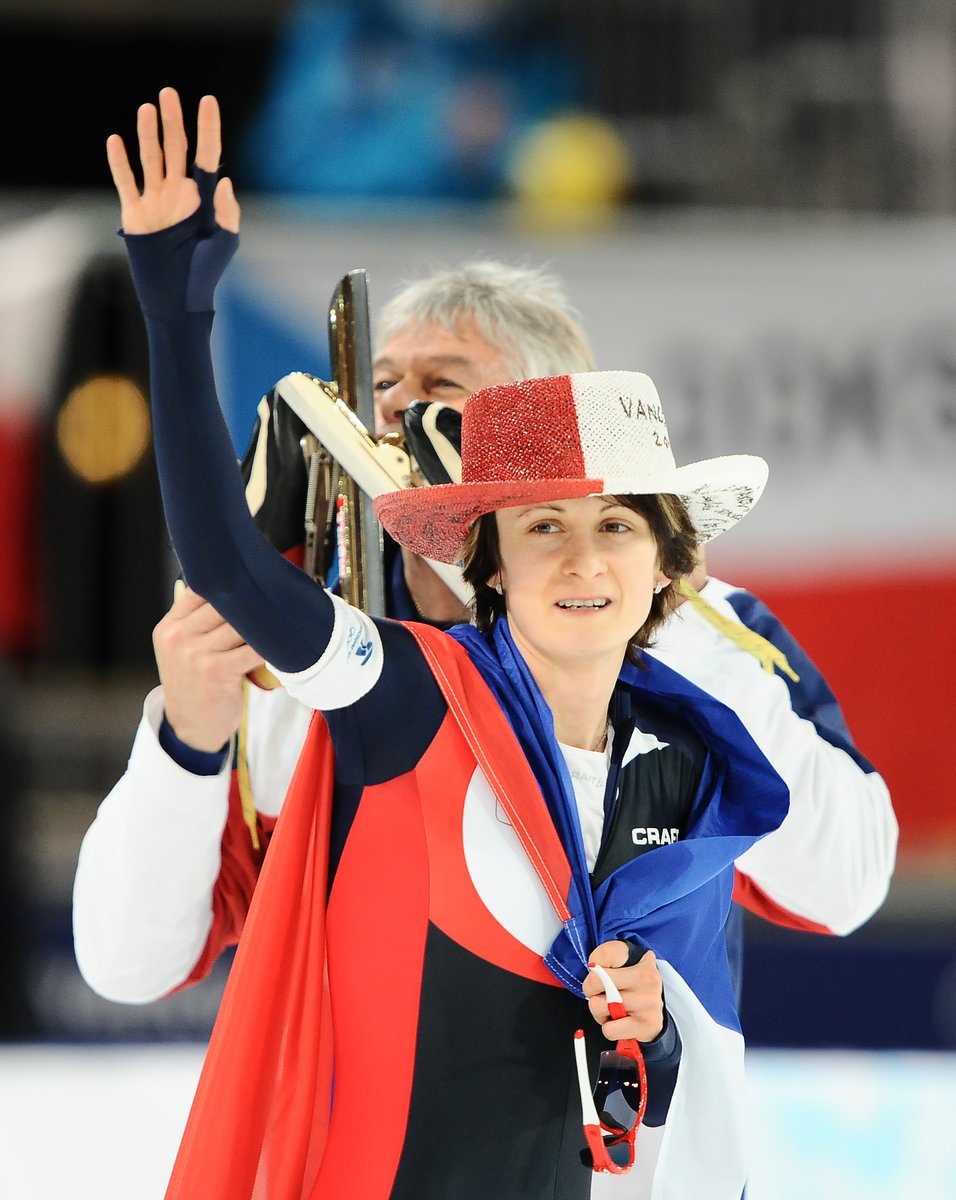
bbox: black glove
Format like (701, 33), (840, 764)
(401, 399), (462, 486)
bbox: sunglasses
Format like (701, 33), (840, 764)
(574, 963), (648, 1175)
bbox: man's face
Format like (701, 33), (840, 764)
(372, 316), (515, 436)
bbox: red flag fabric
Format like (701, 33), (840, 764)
(164, 709), (335, 1200)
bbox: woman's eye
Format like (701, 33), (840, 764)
(602, 521), (632, 533)
(529, 521), (560, 534)
(373, 378), (397, 392)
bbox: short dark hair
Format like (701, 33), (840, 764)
(460, 494), (698, 664)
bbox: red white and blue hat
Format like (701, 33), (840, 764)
(374, 371), (768, 564)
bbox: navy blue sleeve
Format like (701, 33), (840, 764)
(123, 184), (445, 779)
(159, 714), (229, 775)
(640, 1013), (682, 1128)
(123, 193), (336, 674)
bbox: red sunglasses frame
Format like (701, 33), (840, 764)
(574, 963), (648, 1175)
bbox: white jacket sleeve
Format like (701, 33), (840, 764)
(72, 684), (311, 1004)
(73, 687), (230, 1003)
(648, 578), (898, 935)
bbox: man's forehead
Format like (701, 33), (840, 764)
(373, 349), (478, 371)
(374, 316), (507, 371)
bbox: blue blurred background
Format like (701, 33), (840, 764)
(1, 1), (955, 1195)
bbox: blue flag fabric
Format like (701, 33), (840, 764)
(451, 619), (789, 1031)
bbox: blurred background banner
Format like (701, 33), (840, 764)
(1, 0), (955, 1195)
(0, 211), (96, 658)
(216, 210), (956, 870)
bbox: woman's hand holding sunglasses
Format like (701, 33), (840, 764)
(583, 939), (664, 1043)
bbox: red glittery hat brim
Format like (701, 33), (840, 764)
(374, 477), (603, 563)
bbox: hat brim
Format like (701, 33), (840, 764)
(374, 454), (769, 564)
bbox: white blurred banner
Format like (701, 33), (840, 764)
(223, 207), (956, 577)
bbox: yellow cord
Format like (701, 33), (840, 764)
(677, 579), (800, 682)
(235, 677), (261, 851)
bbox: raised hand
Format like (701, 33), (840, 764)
(106, 86), (240, 237)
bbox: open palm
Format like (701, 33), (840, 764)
(106, 87), (240, 236)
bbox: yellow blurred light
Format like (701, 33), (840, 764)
(56, 374), (151, 485)
(507, 112), (635, 230)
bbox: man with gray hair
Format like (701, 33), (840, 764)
(374, 260), (597, 622)
(73, 256), (897, 1007)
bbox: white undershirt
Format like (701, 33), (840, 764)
(558, 726), (614, 871)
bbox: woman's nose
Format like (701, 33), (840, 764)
(562, 535), (605, 577)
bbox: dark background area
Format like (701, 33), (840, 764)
(0, 15), (276, 192)
(2, 1), (951, 211)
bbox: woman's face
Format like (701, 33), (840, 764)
(493, 495), (668, 677)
